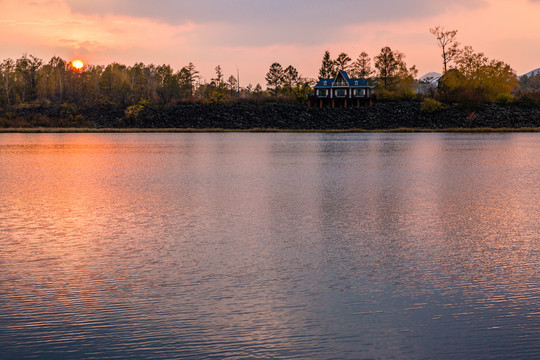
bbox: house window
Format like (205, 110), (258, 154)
(355, 89), (366, 97)
(336, 89), (346, 97)
(355, 80), (358, 85)
(323, 81), (327, 85)
(317, 89), (327, 97)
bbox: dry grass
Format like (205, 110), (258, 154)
(1, 127), (540, 133)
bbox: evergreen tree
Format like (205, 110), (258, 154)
(283, 65), (299, 93)
(519, 72), (540, 91)
(374, 47), (401, 90)
(185, 62), (199, 97)
(334, 53), (352, 73)
(350, 52), (374, 79)
(228, 75), (238, 96)
(213, 65), (224, 88)
(177, 67), (192, 99)
(374, 47), (418, 94)
(318, 51), (335, 79)
(265, 62), (284, 96)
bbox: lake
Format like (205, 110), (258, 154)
(0, 132), (539, 359)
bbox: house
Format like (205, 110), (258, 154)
(309, 70), (372, 108)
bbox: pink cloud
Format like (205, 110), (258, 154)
(0, 0), (539, 87)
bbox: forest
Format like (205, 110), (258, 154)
(0, 27), (539, 128)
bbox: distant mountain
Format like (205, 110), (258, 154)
(419, 72), (442, 83)
(416, 72), (443, 94)
(520, 68), (540, 78)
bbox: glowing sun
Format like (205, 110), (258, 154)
(72, 60), (84, 70)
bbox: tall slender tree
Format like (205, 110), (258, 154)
(40, 56), (67, 101)
(185, 62), (199, 97)
(15, 54), (43, 102)
(430, 26), (459, 73)
(374, 46), (417, 93)
(283, 65), (299, 91)
(374, 47), (401, 90)
(334, 52), (352, 73)
(318, 51), (335, 79)
(350, 52), (374, 79)
(227, 75), (237, 96)
(0, 58), (15, 105)
(265, 62), (284, 96)
(128, 63), (148, 102)
(213, 65), (224, 88)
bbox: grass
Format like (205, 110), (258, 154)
(1, 127), (540, 133)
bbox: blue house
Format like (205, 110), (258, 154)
(309, 70), (372, 108)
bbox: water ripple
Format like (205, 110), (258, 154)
(0, 133), (539, 359)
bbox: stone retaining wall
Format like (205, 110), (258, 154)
(5, 101), (540, 129)
(120, 102), (540, 130)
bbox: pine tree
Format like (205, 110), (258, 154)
(334, 53), (351, 73)
(265, 62), (284, 96)
(350, 52), (374, 79)
(213, 65), (224, 88)
(374, 47), (400, 89)
(318, 51), (335, 79)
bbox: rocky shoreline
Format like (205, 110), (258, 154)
(111, 101), (540, 130)
(2, 101), (540, 130)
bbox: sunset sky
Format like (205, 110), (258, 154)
(1, 0), (540, 86)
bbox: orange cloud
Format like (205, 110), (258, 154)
(0, 0), (198, 64)
(1, 0), (539, 86)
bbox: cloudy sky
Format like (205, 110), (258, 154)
(1, 0), (540, 85)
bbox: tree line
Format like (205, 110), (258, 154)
(0, 56), (277, 108)
(309, 27), (540, 108)
(1, 26), (539, 113)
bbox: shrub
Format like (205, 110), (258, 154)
(395, 89), (416, 101)
(73, 114), (87, 126)
(124, 99), (149, 123)
(495, 93), (514, 105)
(420, 98), (447, 113)
(373, 89), (395, 101)
(515, 93), (539, 108)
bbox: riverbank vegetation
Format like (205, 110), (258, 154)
(0, 27), (539, 129)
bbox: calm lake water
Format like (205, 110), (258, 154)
(0, 133), (539, 359)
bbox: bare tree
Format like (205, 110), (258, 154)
(430, 26), (459, 73)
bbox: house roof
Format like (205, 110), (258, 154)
(338, 70), (350, 83)
(314, 70), (371, 89)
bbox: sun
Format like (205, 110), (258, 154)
(71, 60), (84, 70)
